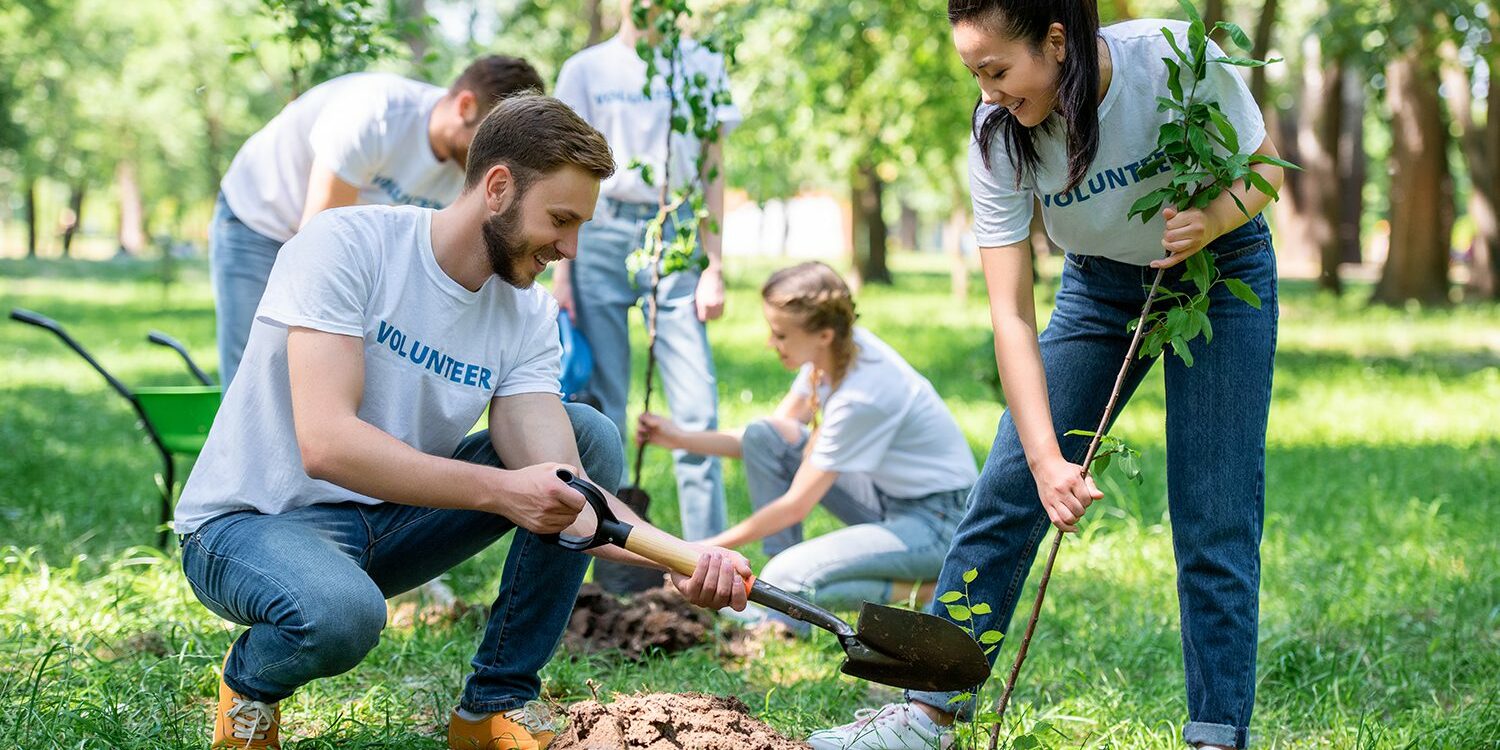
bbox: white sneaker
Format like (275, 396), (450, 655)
(806, 703), (952, 750)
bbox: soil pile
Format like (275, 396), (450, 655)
(551, 692), (806, 750)
(564, 583), (712, 658)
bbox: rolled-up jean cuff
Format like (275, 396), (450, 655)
(1183, 721), (1248, 748)
(905, 689), (973, 721)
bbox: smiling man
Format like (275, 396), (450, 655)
(173, 95), (752, 750)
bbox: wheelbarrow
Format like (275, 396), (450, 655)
(10, 309), (221, 548)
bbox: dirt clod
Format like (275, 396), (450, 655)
(564, 583), (712, 659)
(551, 692), (807, 750)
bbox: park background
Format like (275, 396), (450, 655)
(2, 0), (1498, 747)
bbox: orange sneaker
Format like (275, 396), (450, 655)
(448, 702), (560, 750)
(211, 655), (281, 749)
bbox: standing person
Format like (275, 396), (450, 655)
(212, 55), (545, 388)
(637, 262), (976, 626)
(551, 0), (740, 541)
(808, 2), (1283, 749)
(174, 95), (752, 750)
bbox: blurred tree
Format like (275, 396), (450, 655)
(1442, 8), (1500, 300)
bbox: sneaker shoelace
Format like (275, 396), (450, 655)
(226, 696), (277, 747)
(503, 700), (560, 734)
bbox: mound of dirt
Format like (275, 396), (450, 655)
(564, 583), (712, 659)
(551, 692), (807, 750)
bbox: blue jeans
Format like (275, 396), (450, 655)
(908, 215), (1278, 749)
(180, 402), (623, 712)
(209, 192), (285, 389)
(571, 197), (726, 541)
(741, 419), (970, 620)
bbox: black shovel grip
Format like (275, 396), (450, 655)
(538, 469), (634, 551)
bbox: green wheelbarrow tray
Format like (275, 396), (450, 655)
(134, 386), (222, 455)
(10, 308), (220, 547)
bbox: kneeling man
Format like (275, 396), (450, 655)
(173, 94), (751, 750)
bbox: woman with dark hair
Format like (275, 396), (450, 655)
(807, 2), (1283, 749)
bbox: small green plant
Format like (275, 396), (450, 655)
(624, 0), (738, 286)
(1125, 0), (1296, 366)
(1064, 430), (1142, 484)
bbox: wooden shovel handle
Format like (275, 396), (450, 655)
(623, 524), (756, 598)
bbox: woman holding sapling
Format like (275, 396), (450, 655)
(807, 2), (1282, 750)
(636, 262), (977, 630)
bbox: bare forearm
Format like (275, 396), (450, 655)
(674, 428), (743, 458)
(302, 416), (505, 511)
(713, 498), (806, 549)
(992, 316), (1062, 468)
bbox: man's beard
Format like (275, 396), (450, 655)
(481, 197), (536, 289)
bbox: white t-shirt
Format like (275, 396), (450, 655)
(554, 36), (741, 205)
(969, 20), (1265, 266)
(174, 205), (562, 533)
(220, 72), (466, 243)
(791, 328), (978, 500)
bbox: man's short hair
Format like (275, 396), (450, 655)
(450, 55), (545, 115)
(464, 95), (616, 191)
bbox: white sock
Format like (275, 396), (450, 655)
(455, 707), (489, 722)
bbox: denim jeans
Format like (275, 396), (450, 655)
(180, 402), (623, 713)
(741, 419), (971, 619)
(907, 215), (1278, 750)
(570, 197), (726, 541)
(208, 192), (285, 390)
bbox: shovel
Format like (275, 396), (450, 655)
(541, 469), (990, 693)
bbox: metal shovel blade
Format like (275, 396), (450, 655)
(839, 602), (991, 693)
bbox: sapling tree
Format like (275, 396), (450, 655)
(956, 3), (1298, 746)
(616, 0), (738, 505)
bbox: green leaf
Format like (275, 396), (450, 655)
(962, 568), (978, 584)
(979, 629), (1004, 644)
(1211, 56), (1276, 68)
(1248, 153), (1300, 170)
(947, 692), (974, 705)
(1065, 429), (1097, 438)
(1229, 191), (1251, 220)
(1206, 107), (1239, 153)
(1214, 21), (1253, 51)
(1170, 336), (1196, 367)
(1196, 309), (1214, 344)
(1161, 26), (1189, 65)
(945, 604), (971, 622)
(1244, 170), (1279, 201)
(1012, 735), (1041, 750)
(1117, 450), (1141, 482)
(1093, 453), (1111, 476)
(1176, 0), (1202, 25)
(1223, 277), (1262, 309)
(1185, 251), (1212, 294)
(970, 602), (992, 615)
(1164, 57), (1183, 102)
(938, 590), (964, 604)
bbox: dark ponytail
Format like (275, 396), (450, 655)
(948, 0), (1101, 191)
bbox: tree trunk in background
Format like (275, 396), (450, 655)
(1203, 0), (1226, 43)
(898, 202), (919, 251)
(1337, 66), (1364, 266)
(1375, 47), (1452, 306)
(850, 160), (891, 285)
(400, 0), (429, 65)
(61, 183), (84, 258)
(946, 182), (970, 301)
(1298, 45), (1344, 294)
(24, 177), (38, 258)
(117, 161), (147, 256)
(1249, 0), (1279, 104)
(1443, 43), (1499, 301)
(586, 0), (606, 46)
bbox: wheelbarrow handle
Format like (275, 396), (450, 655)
(10, 307), (135, 403)
(147, 330), (215, 386)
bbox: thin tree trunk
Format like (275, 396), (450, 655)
(945, 185), (969, 301)
(1337, 66), (1365, 266)
(851, 160), (891, 285)
(400, 0), (429, 65)
(61, 183), (84, 258)
(1204, 0), (1227, 43)
(1296, 43), (1344, 294)
(1375, 45), (1453, 306)
(1439, 43), (1497, 300)
(117, 161), (147, 256)
(24, 177), (38, 259)
(586, 0), (606, 47)
(1249, 0), (1279, 104)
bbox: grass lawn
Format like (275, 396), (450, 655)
(1, 253), (1497, 748)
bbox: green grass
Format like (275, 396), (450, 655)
(1, 254), (1497, 748)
